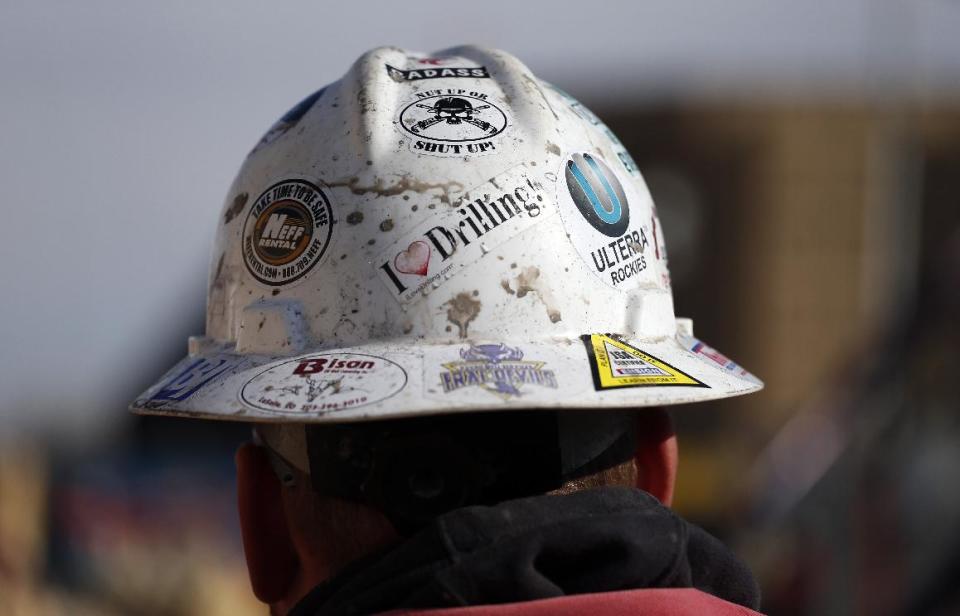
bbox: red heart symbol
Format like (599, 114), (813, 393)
(394, 240), (431, 276)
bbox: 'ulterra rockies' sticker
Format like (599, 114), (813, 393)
(557, 153), (657, 290)
(240, 353), (407, 415)
(397, 89), (508, 157)
(242, 179), (333, 286)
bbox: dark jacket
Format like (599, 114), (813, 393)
(290, 487), (764, 616)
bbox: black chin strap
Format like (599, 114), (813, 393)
(305, 410), (637, 535)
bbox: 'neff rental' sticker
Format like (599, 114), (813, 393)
(242, 179), (334, 286)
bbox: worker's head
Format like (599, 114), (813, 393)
(235, 408), (679, 613)
(130, 45), (762, 613)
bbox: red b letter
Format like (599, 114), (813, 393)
(293, 359), (327, 375)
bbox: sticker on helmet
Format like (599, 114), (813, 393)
(376, 168), (549, 305)
(436, 343), (558, 400)
(582, 334), (707, 390)
(242, 179), (334, 286)
(543, 83), (640, 178)
(557, 153), (657, 290)
(423, 341), (589, 403)
(396, 90), (509, 157)
(678, 334), (758, 383)
(240, 353), (408, 415)
(565, 153), (630, 237)
(386, 64), (489, 82)
(250, 87), (325, 155)
(143, 354), (245, 405)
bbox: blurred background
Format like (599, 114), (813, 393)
(1, 1), (959, 614)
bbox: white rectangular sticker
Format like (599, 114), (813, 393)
(375, 167), (553, 304)
(422, 341), (589, 404)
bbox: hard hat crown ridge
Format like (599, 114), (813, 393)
(132, 45), (761, 424)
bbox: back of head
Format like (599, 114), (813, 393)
(260, 409), (641, 533)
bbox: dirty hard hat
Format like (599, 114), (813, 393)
(130, 46), (762, 428)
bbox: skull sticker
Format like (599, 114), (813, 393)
(397, 91), (509, 157)
(409, 97), (498, 137)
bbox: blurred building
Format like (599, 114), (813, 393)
(603, 103), (960, 615)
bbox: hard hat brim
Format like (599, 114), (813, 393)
(130, 332), (762, 423)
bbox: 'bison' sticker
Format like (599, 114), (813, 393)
(240, 353), (407, 415)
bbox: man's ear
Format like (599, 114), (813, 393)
(634, 408), (678, 506)
(236, 442), (299, 604)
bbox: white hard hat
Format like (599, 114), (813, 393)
(131, 46), (761, 425)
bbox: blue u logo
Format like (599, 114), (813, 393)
(565, 153), (630, 237)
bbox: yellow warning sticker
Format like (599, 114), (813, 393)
(581, 334), (707, 390)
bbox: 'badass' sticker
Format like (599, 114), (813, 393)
(242, 179), (334, 286)
(557, 153), (660, 290)
(387, 64), (489, 82)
